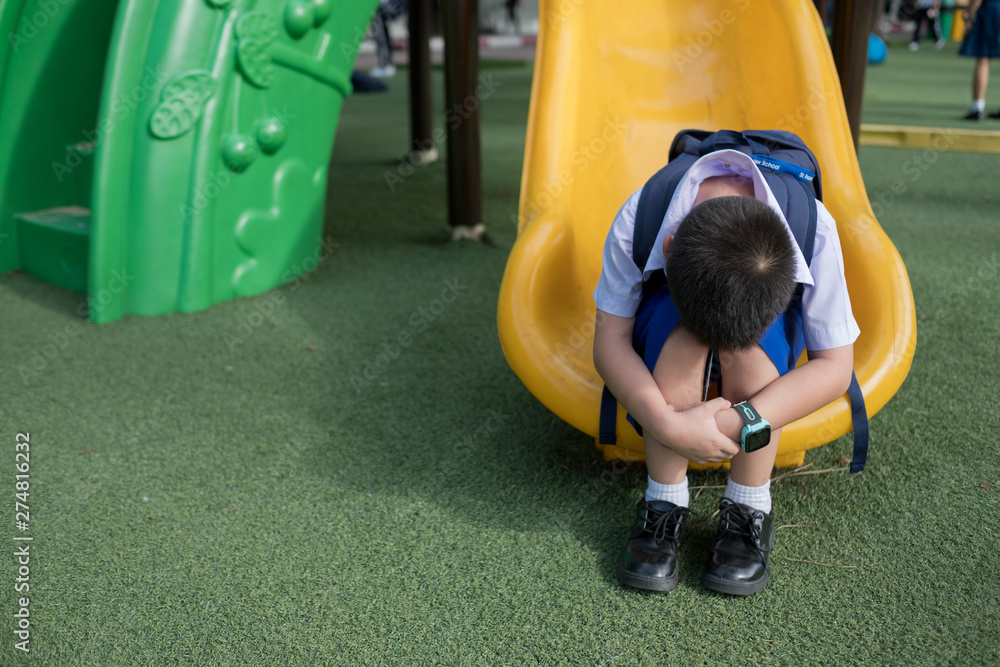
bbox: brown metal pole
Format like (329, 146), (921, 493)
(408, 0), (435, 159)
(442, 0), (484, 239)
(814, 0), (829, 26)
(831, 0), (877, 149)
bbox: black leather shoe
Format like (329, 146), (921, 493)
(989, 109), (1000, 119)
(616, 500), (692, 592)
(700, 498), (775, 596)
(964, 109), (985, 121)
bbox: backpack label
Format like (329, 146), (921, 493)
(750, 154), (815, 183)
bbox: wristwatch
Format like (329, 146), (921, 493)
(733, 401), (771, 453)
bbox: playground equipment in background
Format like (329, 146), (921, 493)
(497, 0), (916, 468)
(869, 33), (888, 63)
(0, 0), (378, 323)
(946, 2), (967, 42)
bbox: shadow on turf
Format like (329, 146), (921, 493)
(297, 362), (751, 592)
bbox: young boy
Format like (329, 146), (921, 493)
(592, 148), (859, 596)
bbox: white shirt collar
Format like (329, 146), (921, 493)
(643, 149), (814, 286)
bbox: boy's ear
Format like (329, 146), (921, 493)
(662, 233), (674, 257)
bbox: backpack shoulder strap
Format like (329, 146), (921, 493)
(631, 131), (706, 272)
(743, 130), (822, 265)
(757, 169), (819, 266)
(847, 372), (869, 473)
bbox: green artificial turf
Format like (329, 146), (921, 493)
(863, 40), (987, 127)
(0, 46), (998, 665)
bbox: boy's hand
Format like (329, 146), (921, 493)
(594, 310), (741, 465)
(661, 397), (740, 464)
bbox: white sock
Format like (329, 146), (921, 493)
(724, 478), (772, 514)
(645, 476), (689, 508)
(972, 99), (986, 112)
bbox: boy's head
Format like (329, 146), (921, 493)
(665, 196), (797, 351)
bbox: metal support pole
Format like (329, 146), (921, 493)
(408, 0), (436, 164)
(442, 0), (484, 240)
(814, 0), (829, 26)
(831, 0), (877, 149)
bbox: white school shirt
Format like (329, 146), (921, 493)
(593, 150), (860, 351)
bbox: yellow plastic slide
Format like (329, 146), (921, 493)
(497, 0), (916, 467)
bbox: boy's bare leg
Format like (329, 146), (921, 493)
(719, 345), (781, 487)
(617, 325), (709, 592)
(702, 344), (782, 596)
(644, 326), (711, 484)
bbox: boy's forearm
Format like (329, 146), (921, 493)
(717, 346), (854, 439)
(593, 327), (673, 442)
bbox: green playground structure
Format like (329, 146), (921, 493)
(0, 0), (377, 323)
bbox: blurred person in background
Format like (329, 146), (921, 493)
(909, 0), (945, 50)
(370, 0), (407, 78)
(960, 0), (1000, 119)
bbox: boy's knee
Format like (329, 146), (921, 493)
(718, 345), (779, 394)
(651, 326), (711, 404)
(663, 324), (706, 354)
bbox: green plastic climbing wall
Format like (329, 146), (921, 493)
(0, 0), (378, 322)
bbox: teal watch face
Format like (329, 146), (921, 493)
(741, 424), (771, 453)
(735, 401), (771, 453)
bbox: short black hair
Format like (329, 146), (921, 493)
(666, 196), (797, 351)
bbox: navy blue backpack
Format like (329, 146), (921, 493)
(598, 129), (869, 473)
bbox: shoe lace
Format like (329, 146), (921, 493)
(639, 505), (693, 544)
(709, 502), (765, 557)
